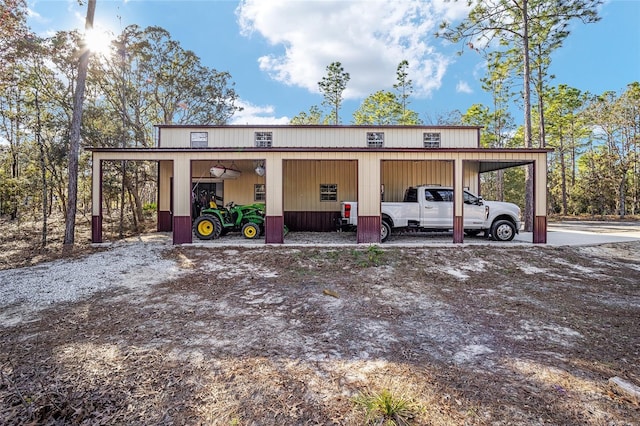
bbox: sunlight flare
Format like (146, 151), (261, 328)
(84, 28), (113, 56)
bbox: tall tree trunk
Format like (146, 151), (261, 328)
(118, 38), (127, 239)
(560, 144), (567, 215)
(9, 91), (20, 220)
(524, 164), (534, 228)
(35, 89), (48, 247)
(64, 0), (96, 246)
(634, 156), (639, 215)
(126, 185), (139, 232)
(11, 94), (20, 180)
(521, 0), (534, 232)
(634, 146), (638, 215)
(130, 168), (145, 227)
(51, 168), (67, 218)
(619, 173), (627, 218)
(535, 59), (546, 149)
(119, 161), (126, 238)
(570, 121), (577, 187)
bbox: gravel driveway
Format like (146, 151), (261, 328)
(1, 227), (639, 424)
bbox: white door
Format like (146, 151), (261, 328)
(462, 191), (486, 227)
(420, 189), (453, 228)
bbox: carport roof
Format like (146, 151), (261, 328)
(87, 147), (551, 154)
(86, 147), (551, 172)
(478, 160), (535, 173)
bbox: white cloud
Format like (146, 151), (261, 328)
(236, 0), (470, 100)
(230, 100), (290, 125)
(456, 80), (473, 94)
(26, 7), (45, 23)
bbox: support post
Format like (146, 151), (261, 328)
(453, 158), (464, 243)
(157, 160), (172, 232)
(533, 156), (548, 244)
(172, 157), (192, 244)
(91, 157), (103, 243)
(265, 156), (284, 243)
(356, 157), (381, 244)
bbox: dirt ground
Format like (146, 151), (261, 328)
(1, 218), (639, 425)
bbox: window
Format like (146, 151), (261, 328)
(423, 132), (441, 148)
(255, 131), (273, 148)
(366, 132), (384, 148)
(436, 189), (453, 202)
(320, 184), (337, 202)
(463, 191), (479, 204)
(424, 189), (452, 202)
(254, 184), (266, 201)
(404, 187), (418, 202)
(190, 132), (208, 148)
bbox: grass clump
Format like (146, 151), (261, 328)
(353, 388), (420, 425)
(352, 245), (385, 267)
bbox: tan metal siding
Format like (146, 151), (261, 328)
(158, 161), (173, 211)
(158, 126), (479, 149)
(534, 155), (547, 216)
(283, 160), (357, 211)
(381, 160), (453, 202)
(445, 128), (478, 148)
(173, 157), (191, 216)
(224, 171), (266, 206)
(264, 157), (284, 216)
(357, 157), (381, 215)
(92, 157), (101, 216)
(464, 162), (480, 194)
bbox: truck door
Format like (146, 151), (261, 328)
(462, 191), (487, 227)
(420, 188), (453, 228)
(401, 187), (421, 224)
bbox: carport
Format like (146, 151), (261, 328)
(89, 125), (551, 245)
(92, 149), (547, 244)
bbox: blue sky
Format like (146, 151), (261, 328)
(26, 0), (640, 125)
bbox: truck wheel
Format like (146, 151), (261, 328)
(491, 220), (516, 241)
(242, 222), (260, 239)
(194, 215), (221, 240)
(381, 221), (392, 243)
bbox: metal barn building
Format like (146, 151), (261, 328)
(89, 125), (550, 244)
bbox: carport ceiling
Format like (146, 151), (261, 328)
(478, 160), (533, 173)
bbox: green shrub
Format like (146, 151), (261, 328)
(353, 388), (420, 425)
(143, 202), (157, 212)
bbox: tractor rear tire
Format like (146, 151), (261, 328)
(194, 215), (221, 240)
(242, 222), (260, 239)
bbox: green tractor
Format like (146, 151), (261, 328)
(193, 201), (265, 240)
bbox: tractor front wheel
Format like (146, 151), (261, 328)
(194, 215), (221, 240)
(242, 222), (260, 239)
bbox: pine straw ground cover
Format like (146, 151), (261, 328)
(0, 226), (639, 424)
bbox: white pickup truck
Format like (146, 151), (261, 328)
(339, 185), (521, 242)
